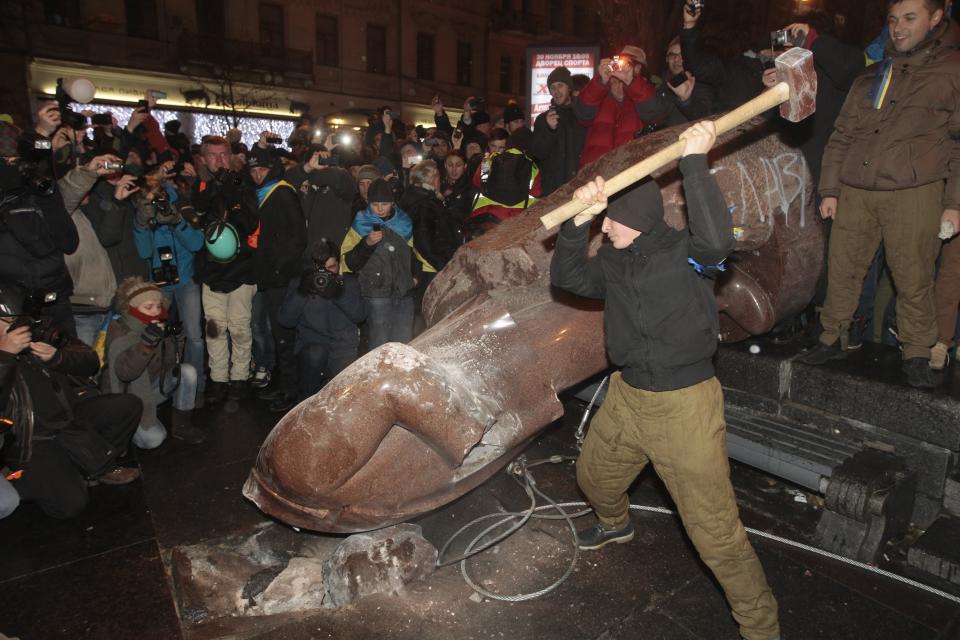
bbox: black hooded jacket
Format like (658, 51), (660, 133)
(550, 155), (735, 392)
(398, 185), (461, 271)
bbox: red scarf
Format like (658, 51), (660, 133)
(128, 306), (168, 325)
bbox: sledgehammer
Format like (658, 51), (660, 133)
(540, 46), (817, 230)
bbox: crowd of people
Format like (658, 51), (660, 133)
(0, 0), (955, 561)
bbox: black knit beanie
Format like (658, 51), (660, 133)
(605, 179), (664, 234)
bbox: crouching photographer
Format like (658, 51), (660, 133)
(278, 240), (366, 401)
(101, 277), (206, 446)
(0, 282), (142, 519)
(133, 175), (205, 404)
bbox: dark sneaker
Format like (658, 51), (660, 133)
(249, 366), (272, 389)
(205, 381), (228, 405)
(798, 341), (848, 365)
(903, 358), (938, 389)
(98, 466), (141, 485)
(228, 380), (249, 401)
(258, 385), (285, 401)
(268, 395), (296, 413)
(576, 520), (635, 550)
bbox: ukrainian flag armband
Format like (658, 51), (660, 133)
(687, 257), (727, 279)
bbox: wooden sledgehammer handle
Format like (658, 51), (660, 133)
(540, 82), (791, 230)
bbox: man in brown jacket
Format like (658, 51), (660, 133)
(802, 0), (959, 388)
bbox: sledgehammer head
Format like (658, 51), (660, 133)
(775, 47), (817, 122)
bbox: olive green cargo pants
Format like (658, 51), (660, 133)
(819, 182), (944, 360)
(577, 373), (780, 640)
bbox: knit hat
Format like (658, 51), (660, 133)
(116, 276), (164, 311)
(356, 164), (380, 183)
(367, 178), (395, 204)
(546, 66), (573, 89)
(503, 104), (524, 124)
(619, 45), (647, 67)
(473, 110), (491, 125)
(164, 120), (182, 133)
(605, 179), (663, 234)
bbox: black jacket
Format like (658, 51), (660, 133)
(530, 103), (587, 197)
(286, 164), (357, 251)
(190, 175), (258, 293)
(550, 155), (735, 391)
(83, 181), (150, 282)
(254, 181), (307, 289)
(0, 187), (78, 297)
(680, 26), (766, 113)
(278, 273), (366, 345)
(398, 186), (461, 271)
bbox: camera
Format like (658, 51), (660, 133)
(91, 113), (113, 126)
(148, 90), (167, 100)
(771, 29), (804, 49)
(8, 314), (68, 349)
(137, 99), (150, 113)
(468, 97), (486, 111)
(338, 133), (353, 146)
(101, 160), (124, 172)
(372, 223), (382, 232)
(298, 265), (343, 299)
(148, 196), (179, 228)
(685, 0), (703, 12)
(151, 246), (180, 286)
(163, 321), (183, 338)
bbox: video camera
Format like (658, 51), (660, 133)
(299, 264), (343, 299)
(771, 28), (805, 49)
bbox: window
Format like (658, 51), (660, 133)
(416, 33), (435, 81)
(456, 41), (473, 86)
(126, 0), (158, 39)
(367, 24), (387, 74)
(549, 0), (563, 32)
(196, 0), (225, 36)
(44, 0), (81, 27)
(259, 2), (285, 56)
(499, 55), (512, 94)
(315, 14), (339, 66)
(518, 58), (526, 99)
(572, 5), (587, 37)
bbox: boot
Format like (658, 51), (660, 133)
(171, 408), (207, 444)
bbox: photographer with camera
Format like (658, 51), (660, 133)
(575, 45), (657, 167)
(0, 281), (143, 519)
(0, 113), (80, 337)
(247, 142), (307, 413)
(133, 174), (206, 406)
(532, 66), (587, 197)
(285, 142), (357, 252)
(189, 135), (259, 405)
(433, 95), (492, 144)
(101, 277), (205, 445)
(278, 239), (366, 401)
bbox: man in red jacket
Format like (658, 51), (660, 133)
(574, 45), (656, 167)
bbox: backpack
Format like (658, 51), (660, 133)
(478, 150), (535, 208)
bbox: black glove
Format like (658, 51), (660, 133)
(140, 323), (165, 349)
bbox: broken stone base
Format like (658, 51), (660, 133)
(170, 522), (437, 625)
(907, 516), (960, 587)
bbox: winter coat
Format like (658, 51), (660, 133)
(819, 19), (960, 209)
(84, 181), (149, 282)
(133, 216), (205, 291)
(550, 155), (735, 392)
(253, 180), (307, 290)
(398, 185), (462, 271)
(531, 102), (588, 196)
(278, 273), (366, 346)
(0, 332), (101, 465)
(286, 164), (357, 251)
(101, 313), (182, 432)
(574, 75), (656, 167)
(680, 26), (766, 114)
(341, 206), (433, 299)
(0, 186), (78, 298)
(64, 206), (116, 311)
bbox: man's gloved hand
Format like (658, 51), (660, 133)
(140, 323), (165, 349)
(135, 202), (154, 228)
